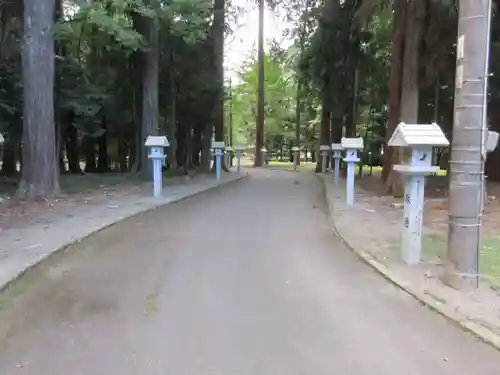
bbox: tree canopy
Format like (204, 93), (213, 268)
(4, 0), (500, 198)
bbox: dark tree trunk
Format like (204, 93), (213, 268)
(201, 122), (212, 173)
(97, 134), (108, 172)
(315, 101), (331, 172)
(279, 137), (284, 161)
(118, 136), (128, 173)
(131, 68), (142, 172)
(18, 0), (60, 197)
(54, 0), (64, 174)
(192, 124), (202, 167)
(83, 136), (97, 173)
(140, 12), (159, 179)
(211, 0), (229, 171)
(59, 151), (66, 173)
(66, 123), (81, 174)
(331, 111), (343, 142)
(130, 13), (143, 173)
(176, 123), (186, 168)
(386, 0), (426, 196)
(382, 1), (406, 182)
(184, 126), (192, 175)
(254, 0), (265, 167)
(1, 139), (17, 177)
(167, 48), (178, 168)
(97, 118), (109, 173)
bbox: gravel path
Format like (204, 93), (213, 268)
(0, 169), (498, 374)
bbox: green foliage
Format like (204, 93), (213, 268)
(51, 0), (213, 139)
(231, 53), (296, 145)
(165, 0), (211, 44)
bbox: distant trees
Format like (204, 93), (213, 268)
(0, 0), (220, 199)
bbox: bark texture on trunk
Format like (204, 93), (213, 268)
(385, 0), (426, 196)
(83, 136), (97, 173)
(382, 1), (405, 183)
(167, 50), (178, 169)
(140, 14), (159, 179)
(66, 119), (81, 174)
(18, 0), (60, 198)
(97, 118), (109, 173)
(254, 0), (265, 167)
(315, 100), (331, 172)
(209, 0), (229, 172)
(0, 138), (18, 177)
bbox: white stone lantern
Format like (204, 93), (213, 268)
(320, 145), (331, 173)
(388, 122), (449, 265)
(341, 137), (364, 205)
(234, 145), (245, 173)
(212, 141), (225, 182)
(145, 135), (169, 197)
(291, 146), (300, 171)
(331, 143), (344, 184)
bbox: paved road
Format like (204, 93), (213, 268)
(0, 169), (499, 374)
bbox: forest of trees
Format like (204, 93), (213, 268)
(1, 0), (500, 199)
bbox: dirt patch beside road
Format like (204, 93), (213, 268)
(323, 174), (500, 347)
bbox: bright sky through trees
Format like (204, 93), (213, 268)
(224, 0), (291, 82)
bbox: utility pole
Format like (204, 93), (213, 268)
(254, 0), (265, 167)
(295, 79), (301, 151)
(228, 78), (233, 167)
(445, 0), (492, 289)
(229, 78), (233, 147)
(295, 0), (311, 166)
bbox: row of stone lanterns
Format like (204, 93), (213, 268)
(315, 137), (364, 206)
(144, 136), (247, 198)
(316, 123), (452, 265)
(330, 123), (499, 266)
(211, 141), (246, 181)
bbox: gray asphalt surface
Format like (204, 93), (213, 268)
(0, 169), (499, 374)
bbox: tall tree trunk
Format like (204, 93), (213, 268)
(386, 0), (426, 195)
(344, 29), (361, 137)
(349, 66), (360, 136)
(66, 120), (81, 174)
(0, 138), (17, 177)
(184, 126), (192, 175)
(400, 1), (425, 122)
(129, 14), (143, 173)
(201, 122), (212, 173)
(211, 0), (229, 172)
(176, 122), (186, 168)
(18, 0), (60, 198)
(315, 99), (331, 172)
(294, 0), (312, 165)
(167, 49), (178, 168)
(131, 67), (142, 172)
(97, 118), (109, 173)
(294, 79), (302, 165)
(54, 0), (64, 173)
(381, 1), (406, 183)
(118, 135), (128, 173)
(254, 0), (265, 167)
(83, 136), (97, 173)
(192, 125), (202, 167)
(140, 13), (159, 179)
